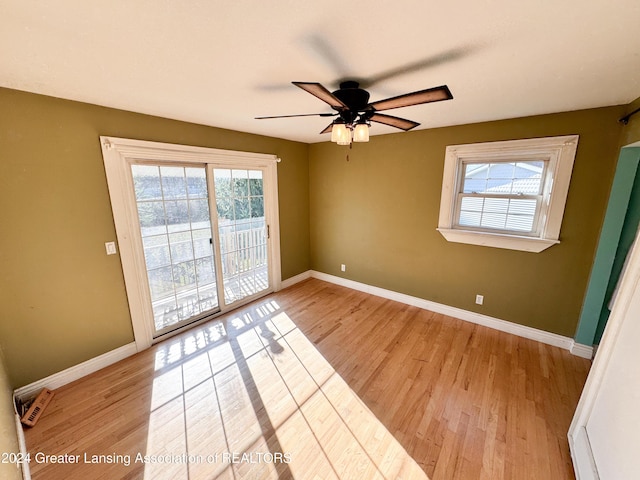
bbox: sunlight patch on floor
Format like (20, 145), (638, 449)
(145, 299), (429, 479)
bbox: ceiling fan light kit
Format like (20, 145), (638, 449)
(329, 119), (369, 145)
(332, 122), (351, 145)
(256, 80), (453, 145)
(353, 121), (369, 142)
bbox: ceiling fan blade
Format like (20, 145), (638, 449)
(364, 48), (472, 88)
(255, 112), (337, 120)
(320, 123), (334, 134)
(302, 34), (350, 79)
(369, 113), (420, 131)
(292, 82), (347, 109)
(369, 85), (453, 111)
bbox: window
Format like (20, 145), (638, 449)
(437, 135), (579, 252)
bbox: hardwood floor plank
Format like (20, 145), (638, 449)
(24, 278), (590, 479)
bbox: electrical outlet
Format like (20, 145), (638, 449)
(341, 264), (346, 272)
(475, 294), (484, 305)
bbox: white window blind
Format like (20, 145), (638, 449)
(456, 160), (547, 235)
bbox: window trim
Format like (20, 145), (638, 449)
(437, 135), (579, 252)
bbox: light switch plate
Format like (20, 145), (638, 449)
(105, 242), (117, 255)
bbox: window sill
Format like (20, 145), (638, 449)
(436, 228), (559, 252)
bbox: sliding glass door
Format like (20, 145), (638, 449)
(101, 137), (281, 349)
(129, 162), (274, 338)
(132, 165), (220, 335)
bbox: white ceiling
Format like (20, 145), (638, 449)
(1, 1), (639, 143)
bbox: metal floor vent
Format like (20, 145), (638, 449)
(20, 388), (54, 427)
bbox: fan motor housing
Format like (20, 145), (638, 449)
(332, 81), (370, 112)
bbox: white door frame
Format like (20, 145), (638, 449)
(100, 136), (281, 351)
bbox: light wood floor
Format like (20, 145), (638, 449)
(25, 279), (591, 479)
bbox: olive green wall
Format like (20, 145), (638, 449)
(309, 106), (625, 338)
(0, 87), (310, 388)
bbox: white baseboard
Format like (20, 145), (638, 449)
(280, 270), (312, 290)
(299, 270), (590, 357)
(14, 411), (29, 480)
(569, 427), (599, 480)
(14, 342), (138, 402)
(570, 341), (595, 359)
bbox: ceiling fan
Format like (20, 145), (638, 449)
(256, 81), (453, 144)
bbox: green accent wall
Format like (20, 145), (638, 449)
(574, 147), (640, 345)
(594, 160), (640, 343)
(0, 88), (310, 388)
(575, 96), (640, 346)
(309, 107), (625, 338)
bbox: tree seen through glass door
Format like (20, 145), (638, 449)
(214, 169), (268, 305)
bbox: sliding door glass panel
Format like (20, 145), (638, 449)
(132, 165), (219, 335)
(214, 169), (268, 305)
